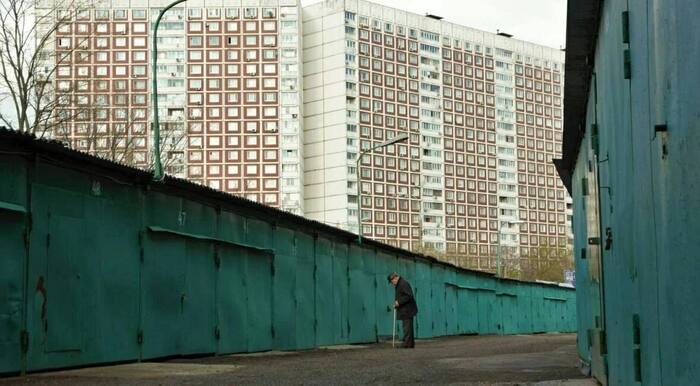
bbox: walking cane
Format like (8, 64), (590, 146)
(392, 307), (397, 348)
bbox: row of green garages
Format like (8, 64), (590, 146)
(0, 130), (575, 374)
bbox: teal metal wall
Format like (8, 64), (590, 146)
(567, 1), (700, 385)
(0, 132), (576, 374)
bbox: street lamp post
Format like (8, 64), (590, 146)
(356, 133), (409, 244)
(152, 0), (187, 181)
(497, 219), (524, 278)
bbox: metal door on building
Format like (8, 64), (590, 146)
(0, 201), (27, 373)
(140, 233), (216, 359)
(586, 114), (607, 385)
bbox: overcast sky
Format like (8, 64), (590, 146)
(300, 0), (567, 49)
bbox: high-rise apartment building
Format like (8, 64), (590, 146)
(37, 0), (571, 271)
(41, 0), (305, 214)
(302, 0), (571, 271)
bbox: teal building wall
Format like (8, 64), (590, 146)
(0, 130), (575, 374)
(561, 1), (700, 384)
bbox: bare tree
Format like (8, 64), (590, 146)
(0, 0), (90, 135)
(0, 0), (187, 174)
(49, 107), (186, 174)
(516, 245), (574, 282)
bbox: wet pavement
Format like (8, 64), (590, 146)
(1, 333), (596, 385)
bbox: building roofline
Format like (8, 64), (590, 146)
(557, 0), (603, 193)
(304, 0), (565, 56)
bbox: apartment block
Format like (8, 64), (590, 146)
(37, 0), (571, 271)
(41, 0), (305, 214)
(302, 0), (571, 271)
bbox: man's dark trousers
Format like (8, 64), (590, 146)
(401, 318), (415, 348)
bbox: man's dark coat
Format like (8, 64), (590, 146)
(394, 277), (418, 320)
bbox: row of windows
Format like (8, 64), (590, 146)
(186, 7), (282, 20)
(187, 62), (278, 77)
(186, 91), (282, 105)
(57, 22), (147, 35)
(67, 139), (148, 163)
(357, 45), (419, 65)
(187, 135), (279, 149)
(442, 50), (493, 68)
(443, 127), (496, 142)
(357, 33), (418, 52)
(192, 178), (281, 202)
(187, 20), (277, 34)
(357, 84), (419, 105)
(188, 120), (280, 134)
(55, 122), (148, 137)
(186, 105), (278, 120)
(188, 163), (280, 177)
(515, 77), (562, 95)
(187, 34), (278, 48)
(56, 36), (147, 49)
(57, 64), (149, 78)
(188, 146), (298, 164)
(519, 210), (569, 224)
(514, 114), (563, 130)
(517, 140), (562, 155)
(58, 93), (148, 106)
(56, 108), (147, 122)
(515, 90), (562, 106)
(517, 186), (564, 199)
(517, 161), (557, 176)
(186, 76), (279, 91)
(517, 174), (567, 191)
(517, 149), (558, 163)
(515, 65), (562, 83)
(516, 101), (561, 115)
(187, 48), (280, 62)
(64, 135), (147, 150)
(57, 9), (143, 21)
(358, 71), (420, 91)
(353, 213), (567, 237)
(443, 244), (569, 259)
(59, 50), (147, 65)
(56, 7), (284, 22)
(517, 126), (563, 141)
(442, 63), (495, 80)
(358, 57), (420, 78)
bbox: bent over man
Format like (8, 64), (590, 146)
(388, 272), (418, 348)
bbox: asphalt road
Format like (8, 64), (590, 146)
(1, 333), (594, 385)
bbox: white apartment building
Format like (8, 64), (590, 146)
(302, 0), (572, 271)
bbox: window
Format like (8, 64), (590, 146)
(226, 8), (239, 19)
(262, 8), (276, 18)
(189, 36), (202, 47)
(207, 8), (221, 18)
(244, 7), (257, 18)
(262, 35), (276, 46)
(262, 21), (276, 32)
(188, 8), (202, 19)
